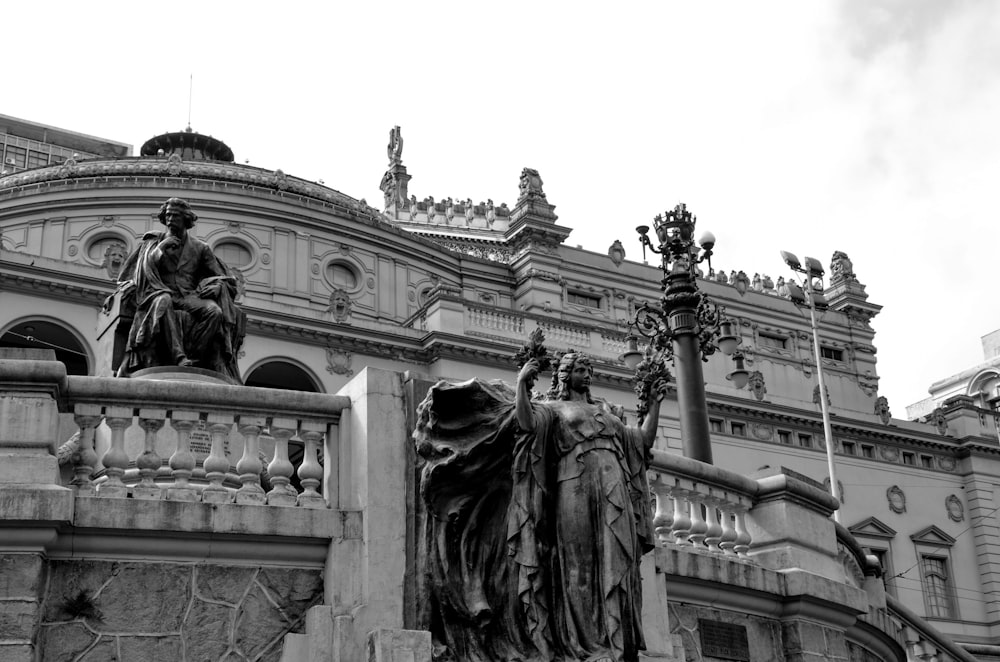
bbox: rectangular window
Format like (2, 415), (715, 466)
(731, 422), (746, 437)
(4, 145), (26, 168)
(758, 333), (787, 350)
(778, 431), (791, 445)
(921, 555), (956, 619)
(26, 150), (48, 169)
(567, 291), (601, 309)
(821, 346), (844, 361)
(798, 434), (812, 448)
(920, 455), (934, 469)
(861, 444), (875, 458)
(902, 452), (915, 466)
(842, 441), (856, 455)
(869, 548), (896, 598)
(710, 418), (724, 433)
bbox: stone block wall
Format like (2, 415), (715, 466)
(33, 560), (322, 662)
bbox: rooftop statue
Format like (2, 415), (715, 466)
(108, 197), (245, 381)
(388, 125), (404, 166)
(413, 331), (666, 662)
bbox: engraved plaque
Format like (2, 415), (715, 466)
(699, 619), (749, 661)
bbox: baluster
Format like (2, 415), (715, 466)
(687, 494), (708, 546)
(733, 505), (752, 557)
(671, 488), (692, 545)
(71, 404), (103, 495)
(98, 406), (132, 498)
(651, 483), (674, 545)
(236, 415), (266, 505)
(718, 506), (739, 556)
(134, 408), (166, 500)
(297, 421), (327, 508)
(703, 497), (724, 552)
(167, 410), (200, 501)
(203, 413), (234, 503)
(267, 417), (298, 506)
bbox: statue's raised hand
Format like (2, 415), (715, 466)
(518, 358), (540, 389)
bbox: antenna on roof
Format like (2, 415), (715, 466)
(186, 74), (193, 131)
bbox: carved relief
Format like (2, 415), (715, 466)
(932, 408), (948, 436)
(327, 288), (352, 323)
(938, 456), (956, 472)
(813, 384), (830, 407)
(750, 423), (773, 441)
(748, 371), (767, 401)
(823, 477), (846, 504)
(880, 446), (899, 462)
(874, 396), (891, 425)
(945, 494), (964, 522)
(887, 485), (906, 514)
(608, 240), (626, 266)
(325, 347), (354, 376)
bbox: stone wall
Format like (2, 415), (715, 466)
(35, 560), (322, 662)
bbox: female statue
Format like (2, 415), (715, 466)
(414, 350), (665, 662)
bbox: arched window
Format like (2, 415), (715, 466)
(0, 320), (90, 375)
(244, 360), (321, 392)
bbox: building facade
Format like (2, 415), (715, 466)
(2, 120), (999, 659)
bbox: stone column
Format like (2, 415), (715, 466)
(0, 348), (74, 662)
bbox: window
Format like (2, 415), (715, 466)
(861, 444), (875, 458)
(778, 431), (791, 445)
(869, 548), (896, 597)
(27, 150), (49, 169)
(902, 452), (915, 466)
(842, 441), (856, 456)
(798, 434), (812, 448)
(709, 418), (724, 433)
(920, 455), (934, 469)
(821, 346), (844, 361)
(731, 422), (745, 437)
(214, 241), (253, 269)
(567, 291), (601, 309)
(921, 555), (957, 619)
(4, 145), (26, 168)
(758, 333), (787, 350)
(326, 262), (358, 290)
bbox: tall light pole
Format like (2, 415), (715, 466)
(781, 251), (840, 523)
(622, 204), (743, 465)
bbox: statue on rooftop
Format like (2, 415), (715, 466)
(414, 332), (664, 662)
(108, 197), (245, 381)
(518, 167), (546, 201)
(387, 125), (404, 166)
(830, 251), (855, 284)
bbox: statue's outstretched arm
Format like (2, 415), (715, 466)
(516, 358), (539, 431)
(639, 379), (668, 448)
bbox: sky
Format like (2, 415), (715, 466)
(5, 1), (999, 414)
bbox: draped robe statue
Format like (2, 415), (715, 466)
(413, 352), (663, 662)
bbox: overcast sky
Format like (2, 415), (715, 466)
(5, 1), (999, 414)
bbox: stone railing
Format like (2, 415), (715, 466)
(62, 375), (348, 508)
(466, 305), (525, 337)
(537, 320), (592, 349)
(647, 449), (758, 556)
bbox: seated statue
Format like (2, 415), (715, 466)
(110, 197), (245, 381)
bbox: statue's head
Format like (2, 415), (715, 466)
(549, 351), (594, 401)
(102, 241), (128, 279)
(157, 198), (197, 228)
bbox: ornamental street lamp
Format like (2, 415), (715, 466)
(780, 250), (840, 523)
(622, 203), (743, 465)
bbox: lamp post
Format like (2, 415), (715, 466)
(622, 203), (743, 465)
(780, 251), (840, 523)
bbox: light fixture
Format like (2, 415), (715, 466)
(727, 352), (749, 389)
(717, 319), (739, 356)
(622, 335), (643, 371)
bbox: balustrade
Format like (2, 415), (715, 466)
(647, 449), (756, 556)
(467, 306), (525, 336)
(55, 377), (347, 509)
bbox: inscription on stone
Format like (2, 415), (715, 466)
(699, 619), (749, 661)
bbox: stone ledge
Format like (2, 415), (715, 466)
(72, 496), (353, 539)
(0, 485), (74, 523)
(657, 545), (868, 620)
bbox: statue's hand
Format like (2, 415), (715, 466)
(518, 358), (540, 387)
(652, 378), (669, 402)
(158, 235), (182, 252)
(197, 281), (222, 298)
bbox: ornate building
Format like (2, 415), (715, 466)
(2, 120), (999, 660)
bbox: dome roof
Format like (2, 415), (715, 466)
(140, 127), (234, 162)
